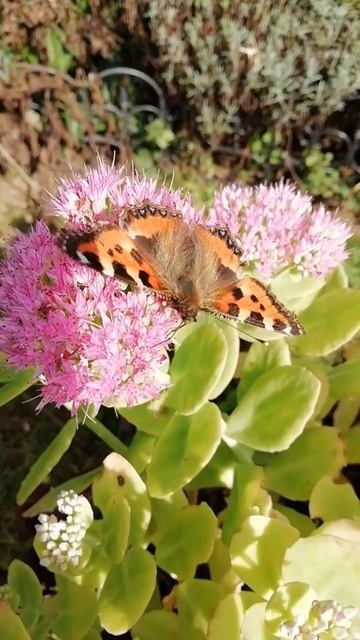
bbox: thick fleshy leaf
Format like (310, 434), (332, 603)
(8, 560), (42, 628)
(333, 399), (360, 432)
(230, 515), (299, 598)
(309, 476), (360, 521)
(165, 323), (228, 414)
(185, 441), (238, 491)
(23, 467), (100, 517)
(275, 505), (316, 537)
(208, 320), (240, 399)
(283, 532), (360, 607)
(147, 403), (224, 498)
(241, 603), (274, 640)
(128, 431), (156, 473)
(295, 289), (360, 356)
(237, 341), (291, 401)
(208, 593), (244, 640)
(156, 503), (217, 580)
(93, 453), (151, 545)
(119, 402), (170, 436)
(52, 581), (97, 640)
(265, 582), (317, 636)
(208, 538), (241, 593)
(177, 579), (224, 640)
(0, 603), (31, 640)
(99, 547), (156, 635)
(226, 366), (320, 452)
(261, 426), (345, 500)
(17, 418), (78, 505)
(328, 359), (360, 399)
(222, 463), (271, 545)
(102, 494), (131, 563)
(132, 610), (180, 640)
(0, 367), (34, 406)
(345, 425), (360, 463)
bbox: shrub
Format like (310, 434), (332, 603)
(145, 0), (360, 146)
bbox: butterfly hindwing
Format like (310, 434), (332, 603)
(210, 276), (303, 336)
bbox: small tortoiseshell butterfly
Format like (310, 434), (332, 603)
(61, 201), (304, 336)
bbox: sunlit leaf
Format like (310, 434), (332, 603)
(147, 403), (223, 498)
(227, 366), (320, 452)
(99, 547), (156, 635)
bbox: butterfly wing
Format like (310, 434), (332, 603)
(192, 226), (303, 336)
(61, 225), (169, 291)
(209, 276), (304, 336)
(123, 201), (191, 295)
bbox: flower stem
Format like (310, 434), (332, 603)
(84, 415), (128, 457)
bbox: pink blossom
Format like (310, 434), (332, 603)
(208, 181), (352, 278)
(0, 222), (179, 414)
(49, 160), (201, 230)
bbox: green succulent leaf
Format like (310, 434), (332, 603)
(7, 560), (42, 629)
(241, 603), (274, 640)
(177, 579), (225, 640)
(283, 531), (360, 607)
(208, 593), (244, 640)
(328, 359), (360, 399)
(261, 426), (345, 500)
(23, 467), (100, 517)
(0, 603), (31, 640)
(102, 494), (131, 563)
(208, 319), (240, 399)
(17, 417), (78, 505)
(222, 463), (271, 545)
(237, 341), (291, 401)
(51, 579), (97, 640)
(295, 289), (360, 356)
(265, 582), (317, 637)
(155, 503), (217, 580)
(186, 441), (238, 491)
(0, 367), (34, 406)
(309, 476), (360, 521)
(165, 323), (228, 414)
(230, 515), (299, 598)
(93, 453), (151, 545)
(98, 547), (156, 635)
(132, 610), (181, 640)
(119, 402), (170, 436)
(147, 403), (224, 498)
(227, 366), (320, 452)
(345, 425), (360, 463)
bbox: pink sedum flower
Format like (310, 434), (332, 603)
(50, 160), (201, 230)
(0, 222), (179, 414)
(208, 181), (352, 278)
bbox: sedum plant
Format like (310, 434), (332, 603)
(0, 161), (359, 639)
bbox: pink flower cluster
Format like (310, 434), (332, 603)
(0, 222), (178, 414)
(208, 181), (352, 278)
(0, 160), (352, 415)
(50, 158), (200, 231)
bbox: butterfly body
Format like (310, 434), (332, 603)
(60, 201), (304, 336)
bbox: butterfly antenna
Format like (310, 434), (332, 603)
(213, 314), (263, 343)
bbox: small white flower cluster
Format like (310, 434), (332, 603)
(278, 599), (360, 640)
(36, 490), (88, 571)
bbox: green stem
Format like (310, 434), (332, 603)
(83, 415), (128, 457)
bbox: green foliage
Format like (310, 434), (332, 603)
(1, 258), (360, 639)
(144, 0), (360, 145)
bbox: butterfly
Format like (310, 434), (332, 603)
(60, 200), (304, 336)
